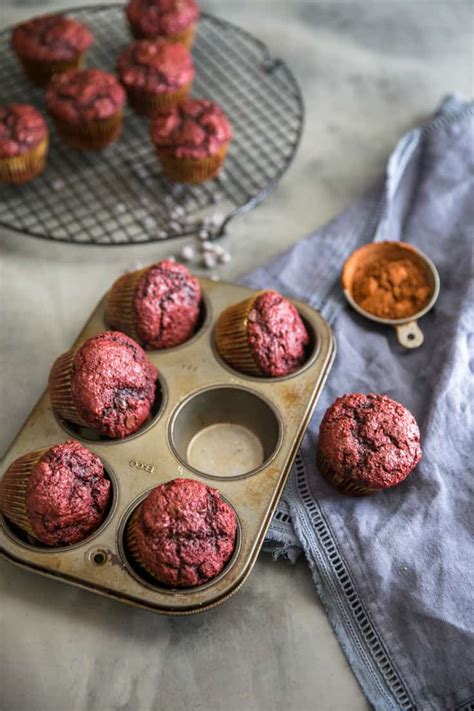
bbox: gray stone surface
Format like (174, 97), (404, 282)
(0, 2), (472, 710)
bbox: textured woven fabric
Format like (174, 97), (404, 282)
(244, 96), (474, 710)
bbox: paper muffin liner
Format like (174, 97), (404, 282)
(214, 292), (269, 376)
(156, 144), (228, 184)
(0, 448), (49, 537)
(105, 268), (148, 343)
(126, 82), (191, 118)
(53, 111), (124, 151)
(48, 348), (90, 428)
(317, 450), (379, 496)
(129, 23), (196, 49)
(0, 138), (48, 185)
(125, 504), (161, 582)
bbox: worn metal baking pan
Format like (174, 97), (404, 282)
(0, 278), (335, 615)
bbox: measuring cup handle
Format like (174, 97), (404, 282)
(395, 321), (424, 349)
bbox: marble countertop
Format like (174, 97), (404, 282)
(0, 1), (472, 709)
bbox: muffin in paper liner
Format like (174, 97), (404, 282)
(48, 348), (90, 429)
(215, 291), (268, 377)
(53, 111), (124, 151)
(0, 449), (48, 537)
(126, 83), (192, 118)
(19, 53), (87, 88)
(129, 22), (197, 49)
(156, 144), (228, 184)
(0, 138), (48, 185)
(105, 268), (147, 343)
(317, 450), (378, 497)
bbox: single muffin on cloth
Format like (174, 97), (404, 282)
(150, 98), (232, 183)
(126, 0), (200, 48)
(117, 39), (194, 117)
(11, 13), (94, 87)
(106, 260), (202, 350)
(127, 478), (238, 587)
(215, 289), (310, 377)
(317, 393), (422, 496)
(46, 68), (126, 150)
(0, 440), (111, 546)
(48, 331), (158, 439)
(0, 104), (48, 184)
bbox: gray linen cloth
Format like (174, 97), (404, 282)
(243, 96), (474, 711)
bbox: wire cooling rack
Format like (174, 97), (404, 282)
(0, 5), (303, 246)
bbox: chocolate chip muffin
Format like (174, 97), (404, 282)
(127, 478), (238, 587)
(126, 0), (200, 48)
(48, 331), (158, 439)
(11, 13), (93, 86)
(0, 440), (111, 546)
(117, 38), (194, 116)
(46, 68), (126, 150)
(0, 104), (48, 184)
(317, 393), (422, 495)
(106, 260), (202, 350)
(215, 289), (310, 377)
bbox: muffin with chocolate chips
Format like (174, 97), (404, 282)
(215, 289), (310, 377)
(117, 39), (194, 117)
(150, 98), (232, 183)
(46, 68), (126, 150)
(48, 331), (158, 439)
(127, 478), (237, 587)
(106, 260), (202, 350)
(126, 0), (200, 48)
(0, 104), (48, 184)
(317, 393), (422, 495)
(11, 13), (93, 87)
(0, 440), (111, 546)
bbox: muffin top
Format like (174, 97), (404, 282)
(11, 14), (93, 62)
(26, 440), (111, 546)
(126, 0), (200, 38)
(0, 104), (47, 158)
(318, 393), (422, 490)
(69, 331), (157, 438)
(131, 478), (237, 587)
(246, 290), (309, 377)
(117, 39), (194, 92)
(150, 99), (232, 159)
(132, 260), (201, 349)
(46, 68), (126, 123)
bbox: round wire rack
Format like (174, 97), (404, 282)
(0, 4), (304, 246)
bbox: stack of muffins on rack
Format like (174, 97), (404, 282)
(1, 0), (233, 184)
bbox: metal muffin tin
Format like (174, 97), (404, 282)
(0, 278), (335, 615)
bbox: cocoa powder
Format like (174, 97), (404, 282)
(352, 256), (432, 319)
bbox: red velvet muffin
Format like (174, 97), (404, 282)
(127, 478), (238, 587)
(0, 440), (111, 546)
(317, 393), (422, 495)
(11, 14), (93, 87)
(0, 104), (48, 184)
(215, 290), (310, 377)
(46, 68), (126, 150)
(106, 260), (202, 350)
(150, 99), (233, 183)
(126, 0), (200, 48)
(117, 39), (194, 117)
(49, 331), (158, 439)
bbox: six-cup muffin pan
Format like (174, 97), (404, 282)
(0, 278), (335, 615)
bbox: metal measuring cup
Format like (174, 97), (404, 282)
(342, 242), (440, 349)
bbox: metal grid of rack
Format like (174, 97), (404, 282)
(0, 5), (304, 245)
